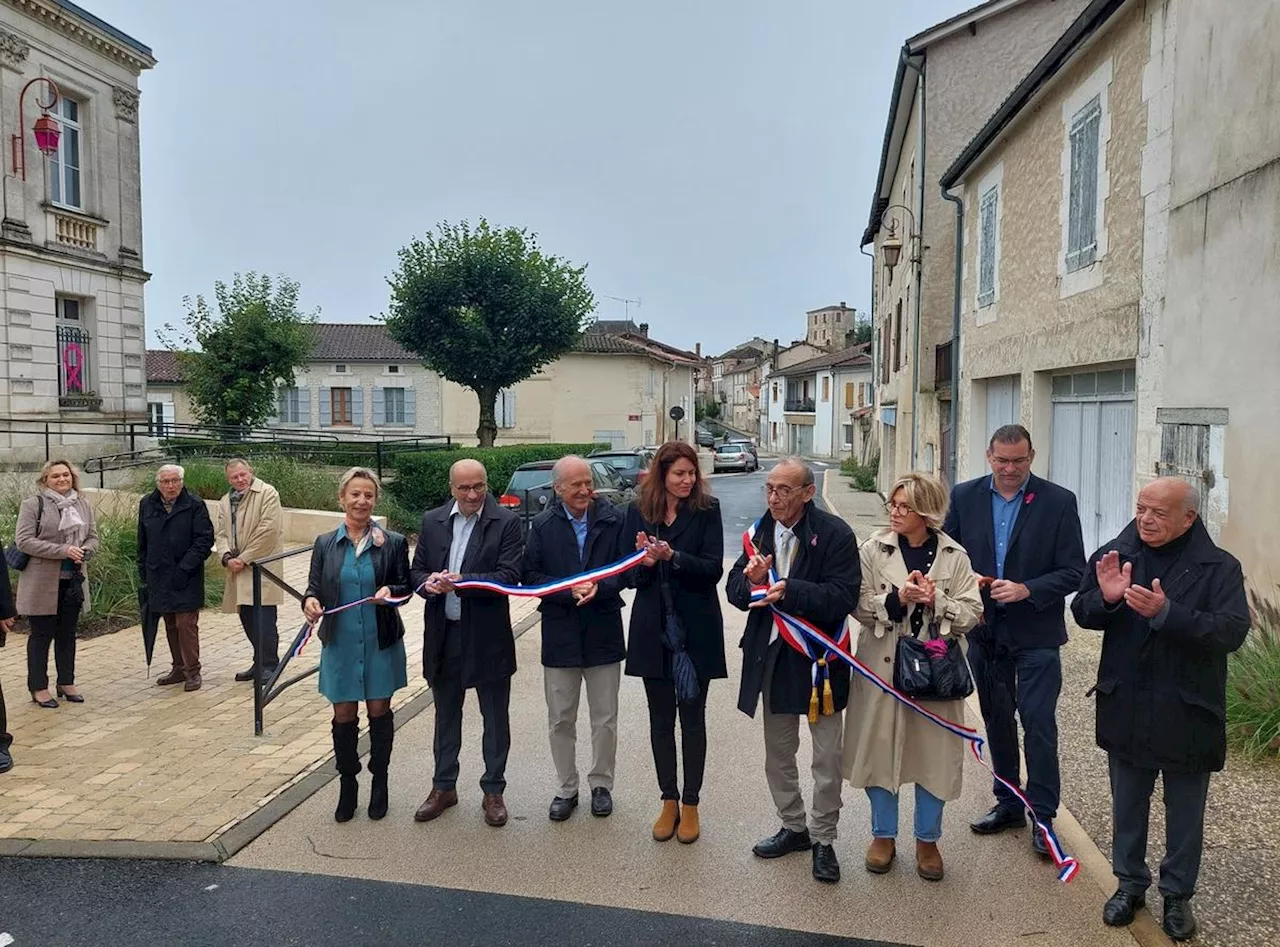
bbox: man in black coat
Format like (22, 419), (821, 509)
(138, 464), (216, 691)
(410, 459), (523, 829)
(522, 456), (626, 822)
(1073, 477), (1248, 942)
(942, 424), (1084, 853)
(727, 458), (860, 884)
(0, 537), (16, 774)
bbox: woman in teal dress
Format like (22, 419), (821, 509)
(302, 467), (410, 823)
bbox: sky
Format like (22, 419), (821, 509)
(85, 0), (969, 358)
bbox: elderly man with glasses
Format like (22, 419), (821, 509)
(942, 425), (1085, 856)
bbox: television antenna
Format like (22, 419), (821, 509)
(600, 294), (642, 322)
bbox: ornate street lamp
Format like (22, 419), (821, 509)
(11, 76), (61, 180)
(878, 204), (917, 276)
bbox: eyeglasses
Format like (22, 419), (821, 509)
(157, 477), (182, 485)
(765, 484), (811, 499)
(453, 483), (488, 495)
(990, 455), (1032, 468)
(884, 502), (917, 515)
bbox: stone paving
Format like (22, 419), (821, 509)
(0, 550), (538, 855)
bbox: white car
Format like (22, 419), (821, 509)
(712, 443), (755, 473)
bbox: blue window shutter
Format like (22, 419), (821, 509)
(319, 386), (331, 427)
(372, 386), (385, 426)
(298, 387), (310, 426)
(353, 386), (364, 427)
(405, 387), (416, 428)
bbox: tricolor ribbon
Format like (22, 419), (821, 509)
(742, 526), (1079, 883)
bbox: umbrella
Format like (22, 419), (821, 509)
(138, 585), (160, 676)
(658, 570), (700, 703)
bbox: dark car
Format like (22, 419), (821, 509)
(587, 449), (651, 488)
(499, 459), (636, 531)
(696, 429), (715, 448)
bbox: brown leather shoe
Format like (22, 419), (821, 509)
(676, 804), (700, 844)
(413, 788), (458, 822)
(865, 837), (896, 873)
(183, 675), (202, 692)
(652, 800), (680, 842)
(482, 792), (508, 827)
(916, 840), (944, 881)
(156, 669), (185, 686)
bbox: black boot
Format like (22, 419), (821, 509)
(367, 710), (394, 821)
(332, 719), (361, 823)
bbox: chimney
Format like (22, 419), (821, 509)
(695, 342), (701, 358)
(638, 322), (649, 337)
(839, 300), (847, 308)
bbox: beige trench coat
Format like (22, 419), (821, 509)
(841, 527), (983, 802)
(216, 478), (285, 610)
(14, 493), (99, 616)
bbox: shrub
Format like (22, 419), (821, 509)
(389, 444), (606, 513)
(1226, 589), (1280, 759)
(840, 452), (879, 493)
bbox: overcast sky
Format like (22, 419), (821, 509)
(87, 0), (966, 357)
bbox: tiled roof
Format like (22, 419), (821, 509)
(772, 344), (872, 378)
(145, 350), (184, 383)
(575, 332), (653, 355)
(591, 319), (643, 336)
(309, 323), (418, 361)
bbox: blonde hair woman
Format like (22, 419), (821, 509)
(842, 473), (982, 882)
(15, 460), (99, 708)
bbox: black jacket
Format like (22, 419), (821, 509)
(303, 526), (411, 650)
(727, 503), (860, 717)
(943, 473), (1085, 651)
(522, 497), (626, 668)
(621, 499), (726, 681)
(137, 488), (215, 614)
(0, 539), (14, 647)
(411, 495), (523, 688)
(1071, 518), (1249, 772)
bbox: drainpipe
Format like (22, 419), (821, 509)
(860, 244), (877, 469)
(903, 49), (926, 470)
(941, 183), (964, 484)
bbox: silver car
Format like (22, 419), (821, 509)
(713, 443), (753, 473)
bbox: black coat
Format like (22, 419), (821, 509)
(621, 499), (726, 681)
(522, 497), (626, 668)
(727, 503), (860, 717)
(943, 473), (1085, 651)
(411, 495), (523, 688)
(303, 526), (411, 649)
(1071, 518), (1249, 773)
(137, 488), (215, 614)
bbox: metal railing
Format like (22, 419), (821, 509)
(784, 398), (816, 413)
(250, 545), (319, 736)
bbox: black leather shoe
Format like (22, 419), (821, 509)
(752, 827), (812, 859)
(548, 794), (579, 822)
(1031, 821), (1052, 858)
(234, 666), (258, 682)
(0, 746), (12, 774)
(970, 805), (1026, 835)
(590, 787), (613, 817)
(812, 843), (840, 883)
(1102, 889), (1145, 927)
(1163, 896), (1197, 941)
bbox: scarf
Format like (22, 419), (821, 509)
(229, 483), (251, 550)
(43, 487), (90, 547)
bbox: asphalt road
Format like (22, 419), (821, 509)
(712, 457), (836, 556)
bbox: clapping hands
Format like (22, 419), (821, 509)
(899, 570), (936, 608)
(1095, 550), (1167, 618)
(634, 532), (673, 567)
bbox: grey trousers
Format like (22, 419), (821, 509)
(544, 662), (622, 798)
(762, 647), (844, 845)
(1109, 754), (1212, 899)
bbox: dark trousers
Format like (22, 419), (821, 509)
(162, 611), (201, 677)
(431, 621), (511, 794)
(27, 581), (82, 692)
(237, 605), (280, 669)
(0, 673), (11, 751)
(643, 676), (711, 806)
(968, 633), (1062, 821)
(1109, 754), (1211, 899)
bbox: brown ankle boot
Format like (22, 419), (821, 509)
(916, 840), (944, 881)
(652, 800), (680, 842)
(865, 837), (896, 873)
(676, 804), (700, 844)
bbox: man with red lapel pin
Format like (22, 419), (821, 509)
(942, 424), (1084, 857)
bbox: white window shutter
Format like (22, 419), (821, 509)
(978, 186), (998, 307)
(503, 388), (516, 428)
(163, 401), (175, 431)
(353, 386), (364, 427)
(319, 386), (331, 427)
(405, 387), (416, 428)
(372, 386), (385, 426)
(1067, 96), (1101, 272)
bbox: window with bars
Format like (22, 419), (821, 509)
(1067, 95), (1101, 273)
(978, 186), (998, 308)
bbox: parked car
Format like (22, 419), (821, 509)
(696, 429), (715, 448)
(587, 449), (651, 488)
(726, 437), (758, 462)
(712, 443), (755, 473)
(499, 459), (637, 530)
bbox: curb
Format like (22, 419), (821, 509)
(0, 609), (544, 864)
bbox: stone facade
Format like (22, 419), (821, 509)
(0, 3), (154, 463)
(805, 302), (856, 350)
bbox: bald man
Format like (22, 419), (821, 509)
(1073, 478), (1248, 942)
(410, 459), (523, 828)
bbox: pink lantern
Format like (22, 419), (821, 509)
(10, 76), (61, 180)
(33, 113), (60, 155)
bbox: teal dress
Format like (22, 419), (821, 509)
(318, 536), (408, 702)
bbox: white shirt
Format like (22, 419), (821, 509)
(769, 520), (798, 645)
(446, 502), (480, 621)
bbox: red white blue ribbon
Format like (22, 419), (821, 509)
(742, 526), (1079, 883)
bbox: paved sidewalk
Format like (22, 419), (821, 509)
(822, 468), (887, 537)
(0, 551), (539, 858)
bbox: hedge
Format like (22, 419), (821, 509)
(389, 444), (607, 513)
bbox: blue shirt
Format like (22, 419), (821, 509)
(990, 475), (1028, 579)
(563, 503), (589, 559)
(446, 502), (480, 621)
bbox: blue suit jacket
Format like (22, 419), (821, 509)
(943, 472), (1085, 650)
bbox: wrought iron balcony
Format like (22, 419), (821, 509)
(784, 398), (815, 413)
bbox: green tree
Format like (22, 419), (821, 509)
(163, 273), (316, 430)
(384, 219), (594, 446)
(696, 397), (721, 421)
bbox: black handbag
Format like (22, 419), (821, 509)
(4, 496), (44, 571)
(893, 619), (974, 701)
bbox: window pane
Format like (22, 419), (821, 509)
(1095, 369), (1123, 394)
(64, 127), (80, 168)
(1123, 368), (1135, 392)
(61, 98), (78, 122)
(1072, 372), (1097, 396)
(1052, 375), (1072, 397)
(50, 153), (62, 203)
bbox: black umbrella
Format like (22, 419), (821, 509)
(659, 571), (700, 703)
(138, 585), (160, 675)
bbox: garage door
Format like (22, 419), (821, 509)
(1049, 370), (1136, 555)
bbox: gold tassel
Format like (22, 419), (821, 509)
(822, 671), (834, 716)
(808, 685), (819, 725)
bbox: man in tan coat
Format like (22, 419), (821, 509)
(216, 459), (284, 682)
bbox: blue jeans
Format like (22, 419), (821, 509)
(867, 785), (945, 842)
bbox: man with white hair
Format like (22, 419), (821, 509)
(138, 464), (216, 691)
(522, 455), (626, 821)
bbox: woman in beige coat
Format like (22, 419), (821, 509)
(842, 472), (982, 882)
(15, 459), (99, 707)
